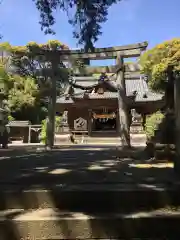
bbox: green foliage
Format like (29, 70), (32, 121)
(7, 75), (38, 111)
(0, 41), (70, 123)
(0, 64), (9, 93)
(145, 111), (164, 139)
(41, 116), (61, 143)
(0, 41), (70, 97)
(0, 62), (38, 113)
(41, 119), (47, 143)
(0, 40), (69, 54)
(140, 38), (180, 92)
(8, 115), (15, 121)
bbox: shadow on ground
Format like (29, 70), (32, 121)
(0, 145), (179, 239)
(0, 145), (175, 186)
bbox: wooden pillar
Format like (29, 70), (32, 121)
(174, 75), (180, 174)
(116, 55), (130, 147)
(116, 111), (119, 133)
(88, 109), (92, 136)
(46, 58), (58, 149)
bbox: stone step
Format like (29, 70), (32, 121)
(84, 137), (122, 144)
(1, 208), (180, 239)
(54, 133), (146, 144)
(1, 184), (180, 212)
(74, 135), (146, 144)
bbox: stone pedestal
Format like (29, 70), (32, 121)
(61, 125), (70, 133)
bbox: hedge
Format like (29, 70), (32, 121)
(41, 116), (61, 143)
(145, 111), (164, 140)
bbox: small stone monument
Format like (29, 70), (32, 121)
(60, 110), (70, 133)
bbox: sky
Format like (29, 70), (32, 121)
(0, 0), (180, 51)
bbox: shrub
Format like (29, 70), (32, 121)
(41, 116), (61, 143)
(8, 115), (15, 121)
(145, 111), (164, 140)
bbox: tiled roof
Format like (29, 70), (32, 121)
(72, 78), (149, 95)
(7, 121), (31, 126)
(126, 78), (149, 95)
(135, 92), (164, 102)
(72, 91), (163, 101)
(73, 78), (163, 101)
(74, 92), (118, 99)
(56, 76), (164, 103)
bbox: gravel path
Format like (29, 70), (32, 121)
(0, 145), (175, 188)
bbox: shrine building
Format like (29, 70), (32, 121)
(56, 74), (164, 136)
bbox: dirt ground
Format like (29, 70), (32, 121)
(0, 145), (176, 189)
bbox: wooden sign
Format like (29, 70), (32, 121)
(74, 117), (87, 130)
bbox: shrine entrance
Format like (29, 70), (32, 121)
(92, 109), (117, 132)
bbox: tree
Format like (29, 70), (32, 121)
(0, 45), (38, 118)
(140, 39), (180, 162)
(7, 75), (38, 112)
(0, 42), (12, 73)
(33, 0), (121, 49)
(0, 40), (69, 95)
(140, 38), (180, 92)
(0, 45), (42, 122)
(0, 64), (9, 95)
(0, 63), (38, 121)
(0, 40), (72, 146)
(0, 41), (70, 121)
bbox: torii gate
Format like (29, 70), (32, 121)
(18, 42), (148, 148)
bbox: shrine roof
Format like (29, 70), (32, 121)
(69, 91), (163, 102)
(135, 92), (164, 102)
(69, 76), (149, 94)
(56, 76), (164, 103)
(7, 121), (31, 127)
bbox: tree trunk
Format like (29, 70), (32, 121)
(116, 55), (130, 147)
(45, 59), (58, 149)
(165, 66), (174, 110)
(174, 75), (180, 175)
